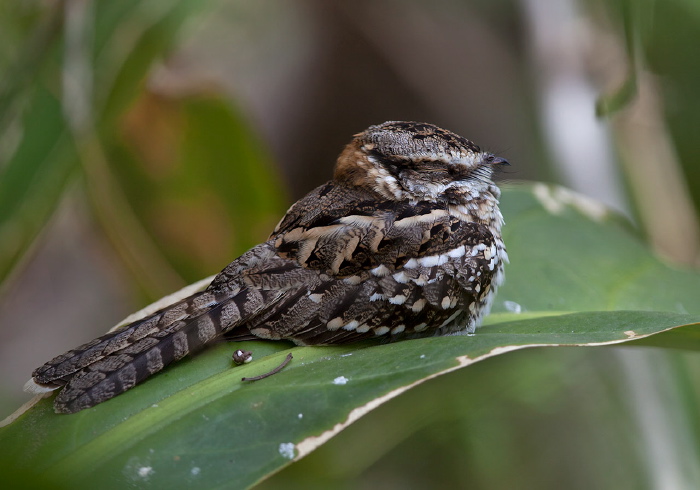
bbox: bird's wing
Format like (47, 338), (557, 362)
(219, 182), (501, 345)
(271, 181), (498, 277)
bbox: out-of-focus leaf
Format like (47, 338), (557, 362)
(93, 0), (211, 125)
(0, 87), (77, 285)
(108, 92), (286, 281)
(1, 183), (699, 489)
(0, 0), (219, 290)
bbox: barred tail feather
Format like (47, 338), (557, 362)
(31, 290), (248, 413)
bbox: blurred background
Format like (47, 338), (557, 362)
(1, 0), (700, 488)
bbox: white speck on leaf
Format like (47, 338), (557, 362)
(191, 467), (201, 476)
(137, 466), (154, 478)
(279, 442), (296, 460)
(533, 183), (608, 221)
(504, 300), (523, 314)
(419, 354), (426, 359)
(298, 413), (303, 419)
(333, 376), (349, 385)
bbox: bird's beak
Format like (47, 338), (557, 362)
(489, 156), (510, 166)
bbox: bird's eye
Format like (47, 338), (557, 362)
(484, 154), (495, 163)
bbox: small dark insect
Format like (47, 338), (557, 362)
(241, 354), (293, 382)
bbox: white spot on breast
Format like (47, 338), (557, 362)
(404, 258), (419, 269)
(343, 320), (359, 331)
(471, 243), (486, 257)
(413, 276), (428, 286)
(371, 264), (391, 276)
(374, 326), (390, 335)
(447, 245), (466, 258)
(391, 324), (406, 334)
(389, 294), (407, 305)
(441, 296), (451, 309)
(411, 298), (427, 312)
(418, 255), (440, 267)
(308, 293), (323, 303)
(327, 317), (344, 331)
(393, 271), (409, 283)
(343, 275), (362, 285)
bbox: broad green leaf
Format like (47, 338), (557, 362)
(493, 184), (698, 314)
(1, 183), (699, 490)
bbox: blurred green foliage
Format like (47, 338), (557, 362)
(1, 1), (700, 489)
(0, 0), (286, 297)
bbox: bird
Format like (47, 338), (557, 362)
(27, 121), (509, 413)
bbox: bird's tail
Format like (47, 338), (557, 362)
(29, 289), (246, 413)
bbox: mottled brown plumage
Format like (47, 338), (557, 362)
(28, 121), (509, 413)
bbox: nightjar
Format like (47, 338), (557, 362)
(27, 121), (509, 413)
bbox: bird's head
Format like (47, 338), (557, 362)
(335, 121), (509, 203)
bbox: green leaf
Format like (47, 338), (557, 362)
(0, 86), (78, 284)
(106, 92), (287, 282)
(1, 183), (699, 489)
(0, 0), (218, 290)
